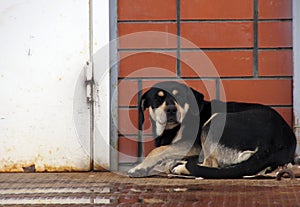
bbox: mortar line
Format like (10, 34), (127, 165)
(176, 0), (181, 77)
(253, 0), (259, 77)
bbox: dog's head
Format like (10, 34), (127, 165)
(139, 81), (204, 137)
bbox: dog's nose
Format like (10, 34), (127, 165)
(166, 105), (177, 115)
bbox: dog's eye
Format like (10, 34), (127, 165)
(155, 95), (164, 102)
(154, 91), (165, 102)
(175, 95), (183, 102)
(154, 91), (165, 101)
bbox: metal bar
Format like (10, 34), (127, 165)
(88, 0), (95, 171)
(137, 80), (144, 162)
(293, 0), (300, 155)
(109, 0), (119, 171)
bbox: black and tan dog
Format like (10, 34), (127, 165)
(128, 81), (296, 178)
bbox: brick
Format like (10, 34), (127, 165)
(220, 79), (292, 105)
(258, 0), (292, 19)
(118, 0), (176, 20)
(258, 21), (292, 48)
(118, 23), (177, 49)
(181, 22), (253, 48)
(118, 136), (155, 162)
(118, 109), (138, 135)
(181, 51), (253, 77)
(185, 80), (217, 101)
(118, 137), (138, 163)
(143, 137), (155, 156)
(258, 50), (293, 76)
(118, 80), (138, 106)
(273, 107), (293, 127)
(141, 80), (166, 92)
(141, 109), (153, 135)
(181, 0), (253, 20)
(119, 52), (177, 78)
(118, 108), (152, 135)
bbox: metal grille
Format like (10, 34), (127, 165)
(0, 172), (299, 206)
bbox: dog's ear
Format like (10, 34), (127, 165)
(138, 90), (150, 130)
(189, 88), (204, 116)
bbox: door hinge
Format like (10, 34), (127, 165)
(84, 61), (94, 103)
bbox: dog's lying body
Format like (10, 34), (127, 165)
(128, 81), (296, 178)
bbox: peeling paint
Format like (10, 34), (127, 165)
(22, 164), (36, 173)
(27, 48), (32, 56)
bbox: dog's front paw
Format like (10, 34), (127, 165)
(170, 161), (190, 175)
(128, 166), (148, 178)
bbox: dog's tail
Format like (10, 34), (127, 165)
(181, 151), (278, 179)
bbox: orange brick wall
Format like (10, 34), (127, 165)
(117, 0), (293, 165)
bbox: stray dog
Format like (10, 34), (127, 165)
(128, 81), (296, 178)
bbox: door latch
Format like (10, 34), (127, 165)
(84, 61), (94, 103)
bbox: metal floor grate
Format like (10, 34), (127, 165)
(0, 172), (299, 206)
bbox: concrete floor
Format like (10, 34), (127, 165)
(0, 172), (299, 206)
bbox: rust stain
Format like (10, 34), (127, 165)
(42, 165), (85, 172)
(93, 163), (109, 172)
(0, 153), (89, 172)
(1, 163), (22, 172)
(0, 163), (84, 173)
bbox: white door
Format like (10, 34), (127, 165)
(91, 0), (112, 171)
(0, 0), (110, 172)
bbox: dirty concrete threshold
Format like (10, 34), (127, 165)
(0, 172), (299, 206)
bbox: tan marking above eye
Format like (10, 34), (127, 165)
(172, 89), (179, 96)
(158, 91), (164, 97)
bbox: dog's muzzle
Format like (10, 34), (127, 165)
(165, 105), (178, 123)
